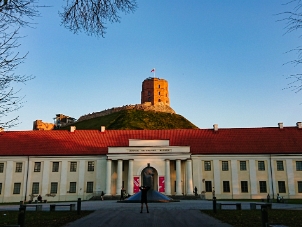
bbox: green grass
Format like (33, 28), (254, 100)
(60, 109), (198, 130)
(202, 210), (302, 227)
(0, 211), (93, 227)
(216, 199), (302, 204)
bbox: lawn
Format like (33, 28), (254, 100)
(0, 211), (93, 227)
(202, 209), (302, 227)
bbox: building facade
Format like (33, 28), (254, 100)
(1, 124), (302, 202)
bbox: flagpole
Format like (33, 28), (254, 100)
(151, 68), (156, 78)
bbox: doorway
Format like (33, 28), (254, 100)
(141, 166), (158, 190)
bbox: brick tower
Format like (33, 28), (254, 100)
(141, 77), (170, 106)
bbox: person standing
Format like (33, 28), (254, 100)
(267, 194), (270, 203)
(101, 191), (104, 201)
(139, 186), (150, 213)
(194, 186), (198, 196)
(277, 193), (281, 203)
(120, 188), (125, 201)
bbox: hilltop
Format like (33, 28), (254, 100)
(60, 109), (198, 130)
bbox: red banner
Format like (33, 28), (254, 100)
(159, 176), (165, 192)
(133, 176), (140, 193)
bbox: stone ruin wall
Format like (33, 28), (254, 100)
(76, 102), (176, 123)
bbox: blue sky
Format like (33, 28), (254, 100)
(5, 0), (302, 130)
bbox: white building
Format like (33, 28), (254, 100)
(0, 123), (302, 202)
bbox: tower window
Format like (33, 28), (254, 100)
(158, 99), (161, 102)
(158, 92), (160, 95)
(158, 85), (160, 88)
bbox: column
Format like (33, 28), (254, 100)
(231, 160), (239, 196)
(286, 159), (295, 197)
(105, 159), (112, 195)
(127, 159), (134, 195)
(116, 159), (123, 195)
(41, 161), (50, 197)
(186, 159), (194, 195)
(95, 159), (102, 193)
(59, 160), (68, 200)
(78, 160), (85, 197)
(268, 158), (275, 196)
(249, 160), (257, 197)
(176, 159), (182, 195)
(24, 159), (31, 202)
(213, 160), (220, 196)
(192, 158), (202, 193)
(165, 159), (171, 195)
(4, 161), (13, 202)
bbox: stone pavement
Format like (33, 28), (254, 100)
(1, 200), (301, 227)
(64, 200), (232, 227)
(62, 200), (302, 227)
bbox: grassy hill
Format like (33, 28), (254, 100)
(60, 109), (198, 130)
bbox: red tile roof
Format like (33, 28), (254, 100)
(0, 127), (302, 156)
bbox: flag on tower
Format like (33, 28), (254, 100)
(151, 68), (155, 73)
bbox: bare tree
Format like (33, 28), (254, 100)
(0, 0), (38, 128)
(0, 0), (137, 128)
(281, 0), (302, 93)
(60, 0), (137, 37)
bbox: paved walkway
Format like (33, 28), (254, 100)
(64, 201), (232, 227)
(1, 200), (301, 227)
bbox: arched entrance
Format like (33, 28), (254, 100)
(141, 165), (158, 191)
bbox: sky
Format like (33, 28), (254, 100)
(3, 0), (302, 130)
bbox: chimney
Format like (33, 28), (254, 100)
(213, 124), (218, 131)
(297, 122), (302, 129)
(70, 126), (76, 133)
(101, 126), (105, 132)
(278, 122), (283, 129)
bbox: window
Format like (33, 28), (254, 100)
(0, 163), (4, 173)
(13, 183), (21, 194)
(158, 85), (160, 88)
(158, 92), (160, 95)
(278, 181), (286, 193)
(15, 163), (22, 172)
(240, 161), (247, 171)
(258, 161), (265, 171)
(52, 162), (59, 172)
(70, 162), (77, 172)
(223, 181), (230, 192)
(204, 161), (211, 171)
(259, 181), (267, 193)
(241, 181), (248, 193)
(222, 161), (229, 171)
(34, 162), (41, 172)
(205, 181), (212, 192)
(32, 182), (39, 194)
(69, 182), (76, 193)
(158, 99), (161, 102)
(296, 161), (302, 171)
(88, 161), (94, 171)
(50, 182), (58, 194)
(298, 181), (302, 193)
(86, 182), (93, 193)
(148, 91), (150, 96)
(277, 161), (284, 171)
(0, 183), (2, 194)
